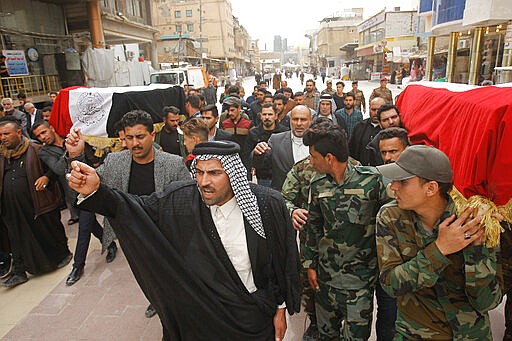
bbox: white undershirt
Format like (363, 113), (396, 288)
(291, 134), (309, 163)
(209, 196), (257, 293)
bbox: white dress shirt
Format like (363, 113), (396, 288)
(209, 196), (257, 293)
(291, 134), (309, 163)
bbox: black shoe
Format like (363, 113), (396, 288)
(67, 217), (79, 225)
(57, 252), (73, 269)
(145, 304), (157, 318)
(2, 273), (28, 288)
(106, 243), (117, 263)
(66, 267), (83, 286)
(0, 254), (12, 279)
(302, 322), (318, 341)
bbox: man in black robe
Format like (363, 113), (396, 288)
(68, 140), (301, 341)
(0, 116), (71, 288)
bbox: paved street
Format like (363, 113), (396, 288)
(0, 76), (507, 340)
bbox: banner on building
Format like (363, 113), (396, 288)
(2, 50), (29, 76)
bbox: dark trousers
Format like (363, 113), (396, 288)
(376, 281), (397, 341)
(73, 210), (103, 268)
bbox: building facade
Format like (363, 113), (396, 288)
(420, 0), (512, 84)
(315, 8), (362, 76)
(355, 8), (418, 80)
(152, 0), (255, 77)
(0, 0), (157, 102)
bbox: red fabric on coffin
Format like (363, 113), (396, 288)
(396, 84), (512, 205)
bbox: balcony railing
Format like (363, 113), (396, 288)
(0, 74), (61, 102)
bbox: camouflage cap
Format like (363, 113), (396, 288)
(377, 145), (453, 182)
(224, 96), (241, 108)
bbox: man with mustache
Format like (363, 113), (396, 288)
(245, 103), (288, 187)
(253, 105), (312, 190)
(67, 140), (301, 341)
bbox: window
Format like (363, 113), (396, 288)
(186, 10), (192, 17)
(176, 24), (182, 32)
(187, 24), (194, 32)
(175, 10), (181, 18)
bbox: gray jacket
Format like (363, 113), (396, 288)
(97, 148), (191, 252)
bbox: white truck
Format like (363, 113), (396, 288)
(149, 66), (209, 89)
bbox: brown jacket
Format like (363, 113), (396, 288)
(0, 142), (61, 217)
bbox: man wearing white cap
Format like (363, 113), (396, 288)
(376, 145), (501, 340)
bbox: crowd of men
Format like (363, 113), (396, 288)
(0, 73), (510, 341)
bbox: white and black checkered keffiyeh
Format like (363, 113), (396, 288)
(190, 153), (265, 239)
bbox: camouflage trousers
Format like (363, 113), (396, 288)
(300, 230), (316, 323)
(501, 226), (512, 340)
(316, 283), (374, 340)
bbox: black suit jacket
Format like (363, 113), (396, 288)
(26, 110), (43, 137)
(213, 128), (234, 142)
(253, 131), (295, 190)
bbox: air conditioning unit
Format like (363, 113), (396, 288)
(458, 40), (468, 49)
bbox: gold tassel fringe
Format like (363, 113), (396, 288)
(450, 188), (512, 248)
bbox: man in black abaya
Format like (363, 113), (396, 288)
(68, 140), (301, 341)
(0, 116), (71, 288)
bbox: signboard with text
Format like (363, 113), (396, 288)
(2, 50), (29, 76)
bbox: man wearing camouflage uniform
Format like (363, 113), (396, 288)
(376, 145), (502, 340)
(282, 119), (362, 340)
(302, 121), (389, 340)
(370, 77), (393, 105)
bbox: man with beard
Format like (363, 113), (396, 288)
(0, 116), (72, 288)
(155, 106), (184, 156)
(365, 102), (404, 166)
(335, 92), (363, 139)
(348, 97), (384, 165)
(199, 104), (233, 142)
(31, 120), (80, 227)
(273, 93), (290, 129)
(304, 79), (320, 111)
(66, 110), (190, 318)
(378, 104), (403, 129)
(246, 103), (288, 187)
(249, 87), (266, 120)
(67, 140), (301, 341)
(253, 105), (312, 190)
(303, 122), (389, 340)
(312, 94), (347, 132)
(220, 96), (253, 155)
(32, 120), (118, 286)
(372, 126), (409, 341)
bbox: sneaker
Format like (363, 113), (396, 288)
(0, 254), (12, 279)
(57, 252), (73, 269)
(2, 273), (28, 288)
(302, 322), (319, 341)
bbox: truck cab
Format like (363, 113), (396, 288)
(150, 67), (208, 89)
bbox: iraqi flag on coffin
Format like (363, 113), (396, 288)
(396, 82), (512, 206)
(49, 84), (186, 138)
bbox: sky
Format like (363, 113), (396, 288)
(229, 0), (418, 50)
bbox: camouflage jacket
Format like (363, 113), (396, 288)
(376, 199), (502, 340)
(302, 163), (389, 290)
(281, 158), (316, 216)
(281, 157), (361, 217)
(370, 87), (393, 104)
